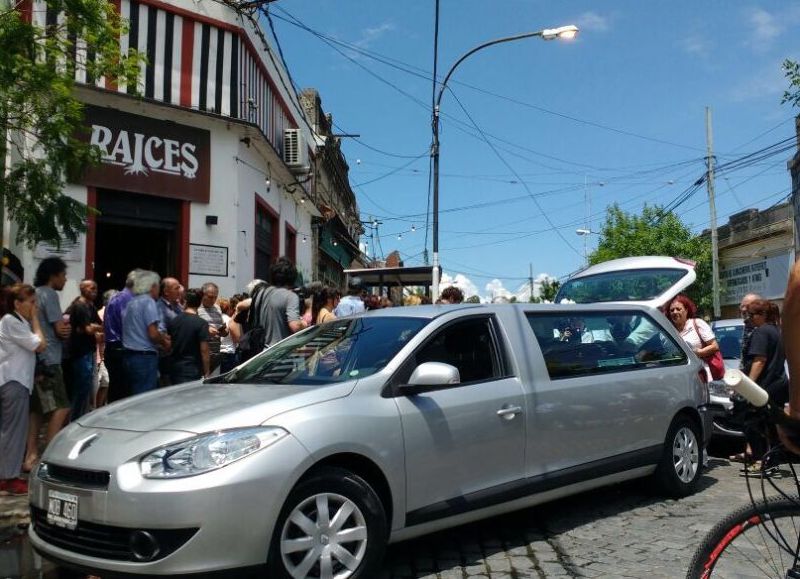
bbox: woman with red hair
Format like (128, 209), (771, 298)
(667, 294), (719, 381)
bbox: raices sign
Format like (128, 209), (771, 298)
(78, 106), (210, 203)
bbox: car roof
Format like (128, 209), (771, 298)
(347, 301), (664, 320)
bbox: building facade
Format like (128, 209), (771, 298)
(717, 202), (795, 318)
(7, 0), (328, 301)
(299, 89), (364, 288)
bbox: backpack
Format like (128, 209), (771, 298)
(236, 287), (273, 362)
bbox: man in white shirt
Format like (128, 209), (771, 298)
(334, 277), (366, 317)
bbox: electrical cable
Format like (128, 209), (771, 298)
(446, 87), (582, 257)
(271, 7), (712, 156)
(352, 154), (427, 187)
(270, 8), (623, 175)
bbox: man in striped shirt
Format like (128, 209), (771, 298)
(197, 282), (228, 374)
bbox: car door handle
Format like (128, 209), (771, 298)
(497, 405), (523, 419)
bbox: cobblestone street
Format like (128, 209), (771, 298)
(377, 457), (792, 578)
(2, 457), (796, 578)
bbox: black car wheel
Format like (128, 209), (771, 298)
(654, 415), (703, 497)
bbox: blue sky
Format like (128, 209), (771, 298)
(269, 1), (800, 300)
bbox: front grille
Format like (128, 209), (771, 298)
(39, 463), (110, 489)
(31, 507), (198, 561)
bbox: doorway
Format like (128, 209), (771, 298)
(93, 190), (181, 295)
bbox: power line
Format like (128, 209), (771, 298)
(271, 6), (711, 156)
(352, 154), (427, 187)
(270, 8), (641, 175)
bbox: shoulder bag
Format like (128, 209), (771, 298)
(692, 318), (725, 380)
(236, 287), (274, 362)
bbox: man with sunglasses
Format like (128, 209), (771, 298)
(739, 293), (762, 371)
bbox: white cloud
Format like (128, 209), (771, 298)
(745, 7), (782, 50)
(680, 35), (713, 58)
(439, 272), (481, 301)
(440, 271), (557, 303)
(485, 279), (512, 302)
(576, 11), (610, 33)
(353, 23), (394, 49)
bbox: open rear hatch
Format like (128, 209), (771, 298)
(556, 256), (696, 309)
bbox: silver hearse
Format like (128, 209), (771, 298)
(30, 280), (709, 578)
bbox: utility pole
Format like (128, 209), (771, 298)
(529, 263), (534, 302)
(706, 107), (721, 319)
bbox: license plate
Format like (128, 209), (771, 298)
(46, 490), (78, 530)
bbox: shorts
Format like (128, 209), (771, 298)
(31, 364), (71, 416)
(94, 360), (109, 390)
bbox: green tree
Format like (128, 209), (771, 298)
(528, 278), (560, 303)
(782, 59), (800, 108)
(466, 295), (481, 303)
(588, 204), (712, 313)
(0, 0), (140, 250)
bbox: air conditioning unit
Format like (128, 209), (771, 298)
(284, 129), (309, 172)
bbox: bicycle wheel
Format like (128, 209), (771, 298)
(687, 496), (800, 578)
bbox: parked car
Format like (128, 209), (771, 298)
(30, 268), (710, 578)
(707, 319), (746, 442)
(557, 256), (742, 449)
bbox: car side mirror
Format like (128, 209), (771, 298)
(400, 362), (460, 395)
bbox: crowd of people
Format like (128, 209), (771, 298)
(0, 253), (467, 495)
(665, 291), (788, 475)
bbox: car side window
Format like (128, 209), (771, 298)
(414, 317), (500, 384)
(527, 311), (687, 379)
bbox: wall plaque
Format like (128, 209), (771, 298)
(189, 244), (228, 277)
(78, 105), (211, 203)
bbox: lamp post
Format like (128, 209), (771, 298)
(430, 25), (579, 299)
(575, 227), (598, 265)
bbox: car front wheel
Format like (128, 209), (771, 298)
(267, 467), (387, 579)
(654, 415), (702, 497)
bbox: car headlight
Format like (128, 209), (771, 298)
(139, 427), (288, 479)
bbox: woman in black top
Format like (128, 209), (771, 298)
(742, 299), (788, 473)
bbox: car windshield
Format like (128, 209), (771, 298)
(556, 268), (689, 304)
(714, 324), (744, 360)
(213, 316), (428, 385)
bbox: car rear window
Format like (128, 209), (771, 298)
(556, 268), (689, 303)
(713, 324), (744, 360)
(526, 311), (688, 379)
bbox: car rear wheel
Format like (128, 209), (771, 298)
(267, 467), (387, 579)
(654, 415), (702, 497)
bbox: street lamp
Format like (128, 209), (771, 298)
(575, 227), (599, 265)
(430, 24), (579, 299)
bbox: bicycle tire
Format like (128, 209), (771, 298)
(687, 495), (800, 578)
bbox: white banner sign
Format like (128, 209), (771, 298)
(721, 251), (793, 305)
